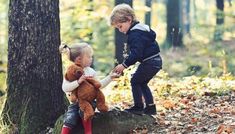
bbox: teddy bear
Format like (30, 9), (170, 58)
(65, 63), (109, 121)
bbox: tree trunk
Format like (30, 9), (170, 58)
(165, 0), (183, 48)
(2, 0), (66, 133)
(214, 0), (224, 41)
(182, 0), (190, 36)
(192, 0), (197, 25)
(145, 0), (152, 27)
(216, 0), (224, 25)
(114, 0), (132, 65)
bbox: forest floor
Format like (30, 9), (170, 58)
(145, 90), (235, 134)
(147, 39), (235, 134)
(105, 73), (235, 134)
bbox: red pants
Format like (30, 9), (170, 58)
(61, 119), (92, 134)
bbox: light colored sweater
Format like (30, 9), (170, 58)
(62, 67), (112, 96)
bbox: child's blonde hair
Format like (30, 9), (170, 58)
(110, 3), (136, 26)
(59, 42), (93, 62)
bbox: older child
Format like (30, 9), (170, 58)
(110, 4), (162, 115)
(59, 43), (119, 134)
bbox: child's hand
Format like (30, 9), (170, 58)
(110, 71), (121, 79)
(84, 75), (93, 79)
(114, 64), (125, 74)
(77, 75), (88, 84)
(85, 75), (95, 81)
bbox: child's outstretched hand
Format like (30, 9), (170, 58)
(109, 70), (121, 80)
(114, 64), (125, 74)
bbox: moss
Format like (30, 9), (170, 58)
(53, 115), (64, 134)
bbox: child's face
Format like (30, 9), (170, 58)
(114, 20), (132, 34)
(81, 53), (93, 67)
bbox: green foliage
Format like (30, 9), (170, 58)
(60, 0), (114, 74)
(0, 73), (6, 96)
(52, 115), (64, 134)
(0, 116), (10, 134)
(161, 38), (235, 77)
(0, 0), (8, 65)
(92, 18), (114, 74)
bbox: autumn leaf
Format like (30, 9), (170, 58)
(180, 98), (189, 104)
(217, 124), (234, 134)
(161, 100), (176, 110)
(191, 117), (199, 123)
(210, 107), (221, 114)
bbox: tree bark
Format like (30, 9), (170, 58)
(2, 0), (66, 133)
(145, 0), (152, 27)
(182, 0), (190, 36)
(114, 0), (132, 65)
(214, 0), (224, 41)
(216, 0), (224, 25)
(165, 0), (183, 48)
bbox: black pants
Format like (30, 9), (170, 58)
(130, 56), (162, 107)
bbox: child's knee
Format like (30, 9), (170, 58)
(63, 111), (79, 128)
(63, 122), (75, 129)
(131, 76), (141, 84)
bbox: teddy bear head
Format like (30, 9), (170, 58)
(65, 64), (84, 81)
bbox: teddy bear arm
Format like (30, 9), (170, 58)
(86, 78), (101, 89)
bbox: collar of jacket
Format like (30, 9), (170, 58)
(126, 21), (139, 35)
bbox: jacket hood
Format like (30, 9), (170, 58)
(130, 23), (156, 41)
(131, 23), (150, 32)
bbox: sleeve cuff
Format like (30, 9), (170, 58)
(100, 75), (112, 89)
(122, 62), (128, 68)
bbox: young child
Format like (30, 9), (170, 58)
(110, 4), (162, 115)
(59, 42), (119, 134)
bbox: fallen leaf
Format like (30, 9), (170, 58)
(159, 112), (165, 116)
(210, 107), (221, 114)
(204, 92), (217, 96)
(217, 124), (234, 134)
(162, 100), (176, 109)
(191, 117), (199, 123)
(180, 98), (189, 104)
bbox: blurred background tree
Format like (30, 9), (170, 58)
(214, 0), (225, 41)
(114, 0), (132, 64)
(165, 0), (184, 48)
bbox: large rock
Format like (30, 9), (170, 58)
(53, 108), (155, 134)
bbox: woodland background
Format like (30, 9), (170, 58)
(0, 0), (234, 133)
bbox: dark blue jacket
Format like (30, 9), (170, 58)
(122, 22), (160, 68)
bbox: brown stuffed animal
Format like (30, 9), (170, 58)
(65, 63), (109, 121)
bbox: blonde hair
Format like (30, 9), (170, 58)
(110, 3), (137, 26)
(59, 42), (93, 62)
